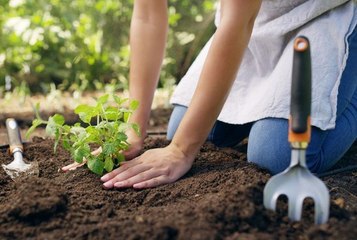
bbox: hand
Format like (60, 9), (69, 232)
(100, 143), (195, 189)
(122, 127), (146, 160)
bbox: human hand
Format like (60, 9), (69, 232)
(100, 143), (195, 189)
(122, 127), (146, 160)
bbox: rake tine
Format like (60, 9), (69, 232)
(288, 196), (304, 221)
(315, 200), (329, 224)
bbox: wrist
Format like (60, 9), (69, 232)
(169, 137), (201, 161)
(129, 112), (149, 138)
(167, 141), (196, 164)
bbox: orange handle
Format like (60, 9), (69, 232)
(288, 116), (311, 143)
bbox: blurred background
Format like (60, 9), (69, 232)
(0, 0), (216, 103)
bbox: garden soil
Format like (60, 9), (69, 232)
(0, 109), (356, 240)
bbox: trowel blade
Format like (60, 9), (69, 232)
(2, 160), (39, 180)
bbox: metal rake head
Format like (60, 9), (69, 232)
(263, 165), (330, 224)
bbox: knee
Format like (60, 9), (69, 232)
(247, 119), (330, 174)
(247, 118), (291, 174)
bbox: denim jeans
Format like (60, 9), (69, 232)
(167, 26), (357, 175)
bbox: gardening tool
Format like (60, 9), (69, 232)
(1, 118), (39, 179)
(263, 36), (330, 224)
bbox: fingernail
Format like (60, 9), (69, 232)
(101, 175), (109, 182)
(103, 181), (113, 189)
(133, 183), (142, 189)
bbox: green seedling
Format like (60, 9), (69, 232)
(26, 94), (140, 175)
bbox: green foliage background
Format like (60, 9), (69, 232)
(0, 0), (216, 94)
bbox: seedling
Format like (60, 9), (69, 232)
(26, 94), (140, 175)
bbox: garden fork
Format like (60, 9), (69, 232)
(263, 36), (330, 224)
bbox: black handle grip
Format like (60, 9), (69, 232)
(290, 36), (311, 133)
(5, 118), (23, 154)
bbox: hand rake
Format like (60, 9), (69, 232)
(263, 36), (330, 224)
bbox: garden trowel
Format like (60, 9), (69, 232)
(1, 118), (39, 179)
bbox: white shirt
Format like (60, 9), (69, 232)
(170, 0), (357, 130)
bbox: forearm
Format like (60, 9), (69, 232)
(129, 0), (168, 135)
(171, 0), (261, 157)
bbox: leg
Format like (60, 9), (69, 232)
(247, 118), (291, 174)
(247, 98), (356, 174)
(167, 104), (252, 147)
(248, 26), (357, 174)
(167, 104), (188, 140)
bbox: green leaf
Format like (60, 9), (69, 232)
(25, 118), (45, 139)
(113, 153), (125, 165)
(51, 114), (65, 125)
(62, 138), (71, 151)
(75, 104), (98, 123)
(97, 94), (109, 104)
(102, 142), (116, 155)
(104, 156), (114, 172)
(117, 153), (125, 162)
(118, 122), (131, 132)
(129, 100), (139, 111)
(104, 106), (119, 120)
(70, 126), (86, 140)
(118, 108), (133, 122)
(53, 129), (61, 153)
(113, 95), (128, 106)
(87, 157), (105, 175)
(46, 114), (65, 136)
(116, 132), (128, 142)
(85, 126), (100, 142)
(131, 123), (141, 136)
(123, 112), (130, 122)
(73, 144), (90, 163)
(33, 102), (43, 120)
(62, 125), (71, 133)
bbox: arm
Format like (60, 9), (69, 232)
(101, 0), (262, 189)
(171, 0), (261, 158)
(125, 0), (168, 158)
(129, 0), (168, 134)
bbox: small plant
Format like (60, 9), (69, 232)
(26, 94), (140, 175)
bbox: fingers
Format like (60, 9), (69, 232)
(105, 164), (152, 187)
(100, 146), (193, 190)
(61, 161), (86, 172)
(101, 158), (141, 182)
(104, 168), (170, 189)
(112, 171), (164, 189)
(133, 176), (167, 189)
(101, 157), (172, 189)
(61, 162), (77, 172)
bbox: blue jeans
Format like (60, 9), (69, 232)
(167, 27), (357, 175)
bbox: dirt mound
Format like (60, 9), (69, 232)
(3, 177), (68, 224)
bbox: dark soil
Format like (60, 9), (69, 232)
(0, 109), (356, 240)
